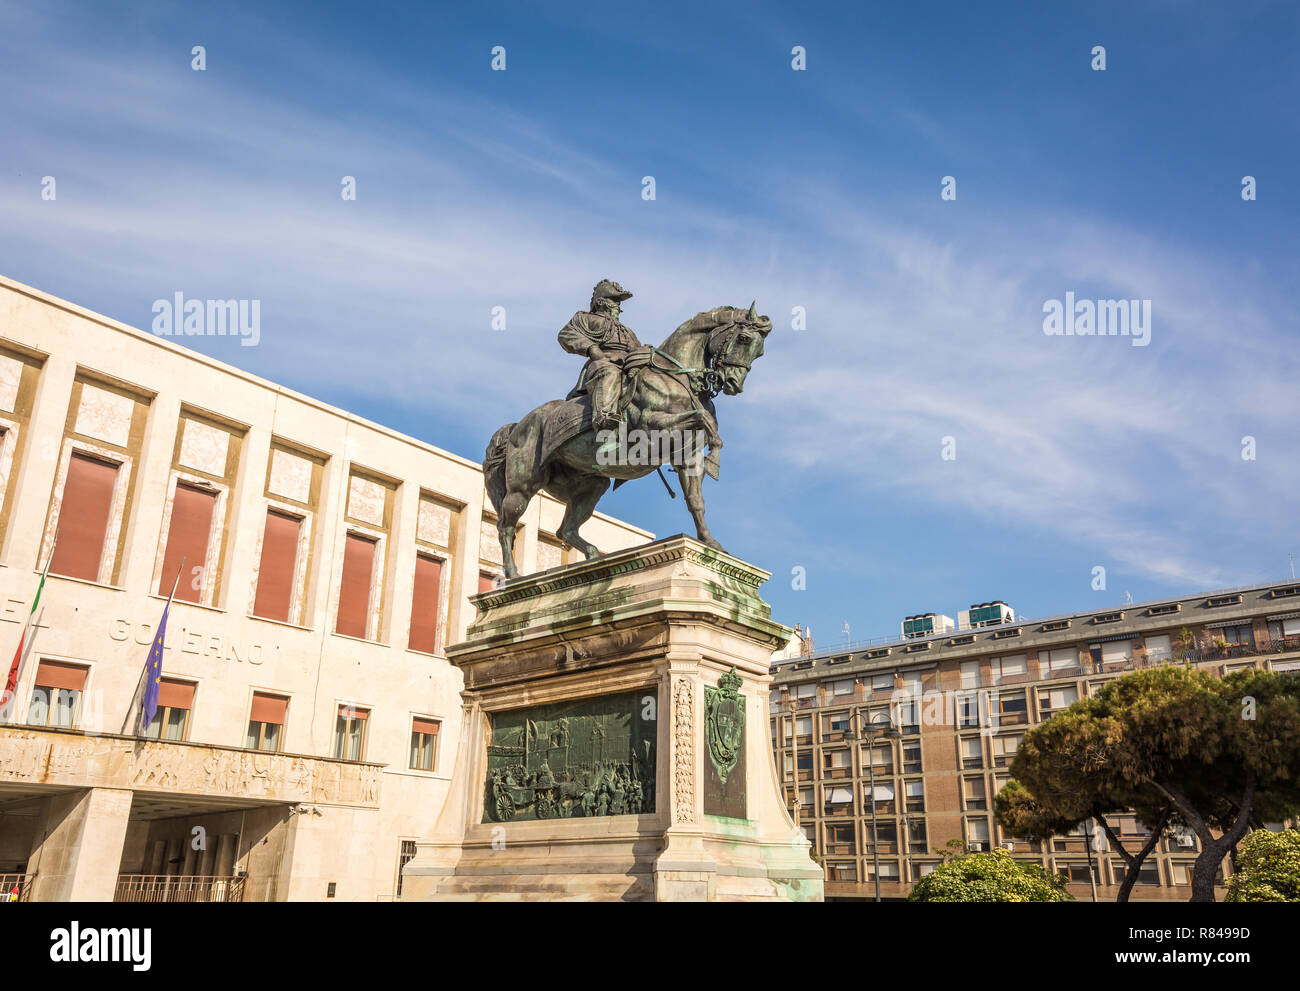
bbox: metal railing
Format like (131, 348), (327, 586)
(0, 874), (34, 902)
(114, 874), (247, 903)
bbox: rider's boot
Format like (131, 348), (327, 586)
(594, 410), (623, 462)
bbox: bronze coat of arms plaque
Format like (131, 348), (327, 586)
(704, 667), (747, 819)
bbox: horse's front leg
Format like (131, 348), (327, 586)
(673, 463), (725, 554)
(639, 408), (717, 477)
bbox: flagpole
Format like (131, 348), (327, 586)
(123, 557), (185, 737)
(1, 531), (58, 723)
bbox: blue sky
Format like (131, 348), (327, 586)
(3, 0), (1298, 650)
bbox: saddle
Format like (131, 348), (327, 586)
(543, 346), (719, 479)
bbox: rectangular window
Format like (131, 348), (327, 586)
(1060, 862), (1098, 885)
(991, 654), (1027, 684)
(823, 711), (850, 734)
(408, 554), (444, 654)
(900, 671), (923, 697)
(27, 660), (89, 728)
(144, 678), (195, 741)
(828, 861), (858, 882)
(246, 692), (288, 752)
(410, 717), (440, 768)
(896, 698), (920, 733)
(1040, 647), (1079, 674)
(824, 785), (854, 815)
(956, 691), (980, 728)
(992, 732), (1024, 766)
(966, 818), (991, 851)
(1220, 625), (1254, 648)
(869, 782), (895, 812)
(959, 659), (981, 689)
(1115, 860), (1161, 885)
(333, 704), (370, 761)
(159, 482), (218, 603)
(905, 779), (925, 812)
(1040, 684), (1078, 714)
(826, 823), (855, 845)
(336, 533), (377, 639)
(997, 690), (1028, 724)
(395, 839), (418, 899)
(866, 821), (897, 846)
(960, 735), (984, 768)
(252, 509), (301, 622)
(870, 672), (894, 696)
(907, 818), (927, 848)
(1170, 863), (1192, 886)
(867, 743), (891, 770)
(794, 715), (812, 737)
(50, 453), (118, 581)
(902, 742), (922, 773)
(1144, 634), (1172, 663)
(1101, 640), (1134, 665)
(963, 776), (988, 811)
(830, 678), (854, 698)
(823, 749), (850, 770)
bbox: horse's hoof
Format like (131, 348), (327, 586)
(703, 538), (726, 554)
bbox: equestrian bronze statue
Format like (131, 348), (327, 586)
(484, 280), (772, 579)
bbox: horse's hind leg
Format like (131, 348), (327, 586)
(497, 426), (545, 580)
(549, 467), (610, 561)
(497, 488), (530, 580)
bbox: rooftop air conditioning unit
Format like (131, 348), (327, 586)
(958, 601), (1015, 631)
(901, 612), (955, 639)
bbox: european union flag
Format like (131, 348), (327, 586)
(140, 557), (184, 735)
(140, 606), (170, 732)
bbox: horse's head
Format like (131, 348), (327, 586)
(707, 302), (772, 396)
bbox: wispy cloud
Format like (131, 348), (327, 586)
(1, 0), (1296, 616)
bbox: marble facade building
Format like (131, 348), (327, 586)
(0, 275), (651, 901)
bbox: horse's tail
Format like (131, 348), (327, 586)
(483, 422), (515, 514)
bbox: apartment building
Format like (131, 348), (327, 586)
(0, 275), (651, 902)
(769, 583), (1300, 901)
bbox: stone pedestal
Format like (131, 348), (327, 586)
(403, 535), (822, 902)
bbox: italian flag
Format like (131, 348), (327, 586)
(1, 534), (56, 719)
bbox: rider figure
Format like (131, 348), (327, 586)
(558, 279), (642, 433)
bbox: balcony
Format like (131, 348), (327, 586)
(0, 873), (34, 902)
(114, 874), (248, 903)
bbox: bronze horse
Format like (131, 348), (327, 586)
(484, 304), (772, 579)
